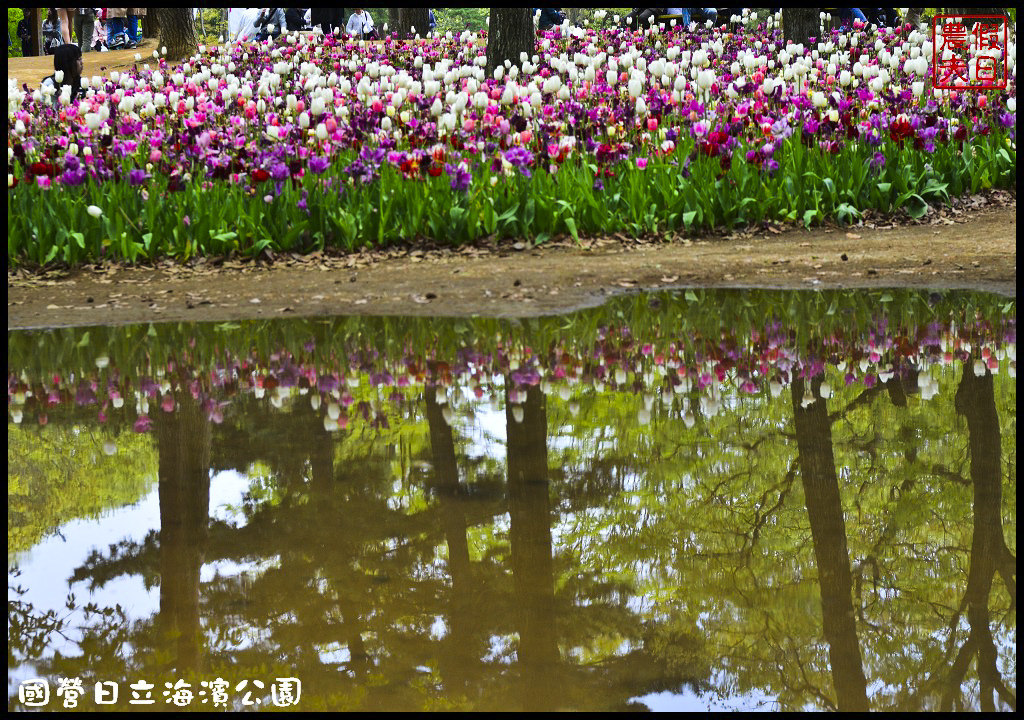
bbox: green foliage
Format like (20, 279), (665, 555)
(8, 425), (157, 555)
(8, 7), (27, 58)
(433, 8), (489, 35)
(195, 7), (229, 44)
(8, 128), (1017, 267)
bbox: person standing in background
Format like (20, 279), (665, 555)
(345, 8), (377, 39)
(17, 9), (35, 56)
(57, 8), (77, 44)
(310, 8), (346, 35)
(127, 7), (146, 45)
(74, 7), (96, 52)
(42, 9), (63, 55)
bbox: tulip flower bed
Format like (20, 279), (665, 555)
(7, 18), (1018, 266)
(7, 290), (1015, 431)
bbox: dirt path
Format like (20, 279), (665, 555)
(9, 39), (163, 88)
(8, 204), (1016, 330)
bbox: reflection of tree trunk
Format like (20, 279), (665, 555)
(506, 383), (559, 711)
(943, 361), (1017, 712)
(157, 392), (211, 675)
(791, 377), (869, 712)
(424, 387), (479, 691)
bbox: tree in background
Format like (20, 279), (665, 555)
(486, 8), (533, 77)
(387, 8), (431, 38)
(433, 7), (489, 35)
(782, 8), (818, 45)
(155, 7), (197, 60)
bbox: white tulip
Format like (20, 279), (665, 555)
(87, 205), (103, 218)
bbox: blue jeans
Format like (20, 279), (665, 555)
(107, 17), (124, 44)
(681, 8), (719, 26)
(129, 15), (140, 42)
(838, 8), (868, 24)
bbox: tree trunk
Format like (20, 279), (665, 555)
(143, 10), (161, 39)
(782, 8), (818, 45)
(393, 8), (430, 38)
(31, 8), (41, 56)
(566, 8), (584, 27)
(487, 8), (534, 77)
(791, 377), (870, 713)
(155, 7), (198, 61)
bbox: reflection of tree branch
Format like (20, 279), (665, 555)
(941, 633), (977, 711)
(938, 357), (1017, 711)
(928, 463), (971, 486)
(740, 461), (797, 558)
(827, 383), (886, 425)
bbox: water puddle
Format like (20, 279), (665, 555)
(8, 289), (1016, 711)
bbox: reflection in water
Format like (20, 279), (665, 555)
(7, 290), (1016, 711)
(792, 375), (868, 712)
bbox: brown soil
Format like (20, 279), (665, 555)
(8, 204), (1016, 330)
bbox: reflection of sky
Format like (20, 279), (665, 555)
(9, 470), (255, 691)
(634, 686), (778, 712)
(9, 383), (1018, 711)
